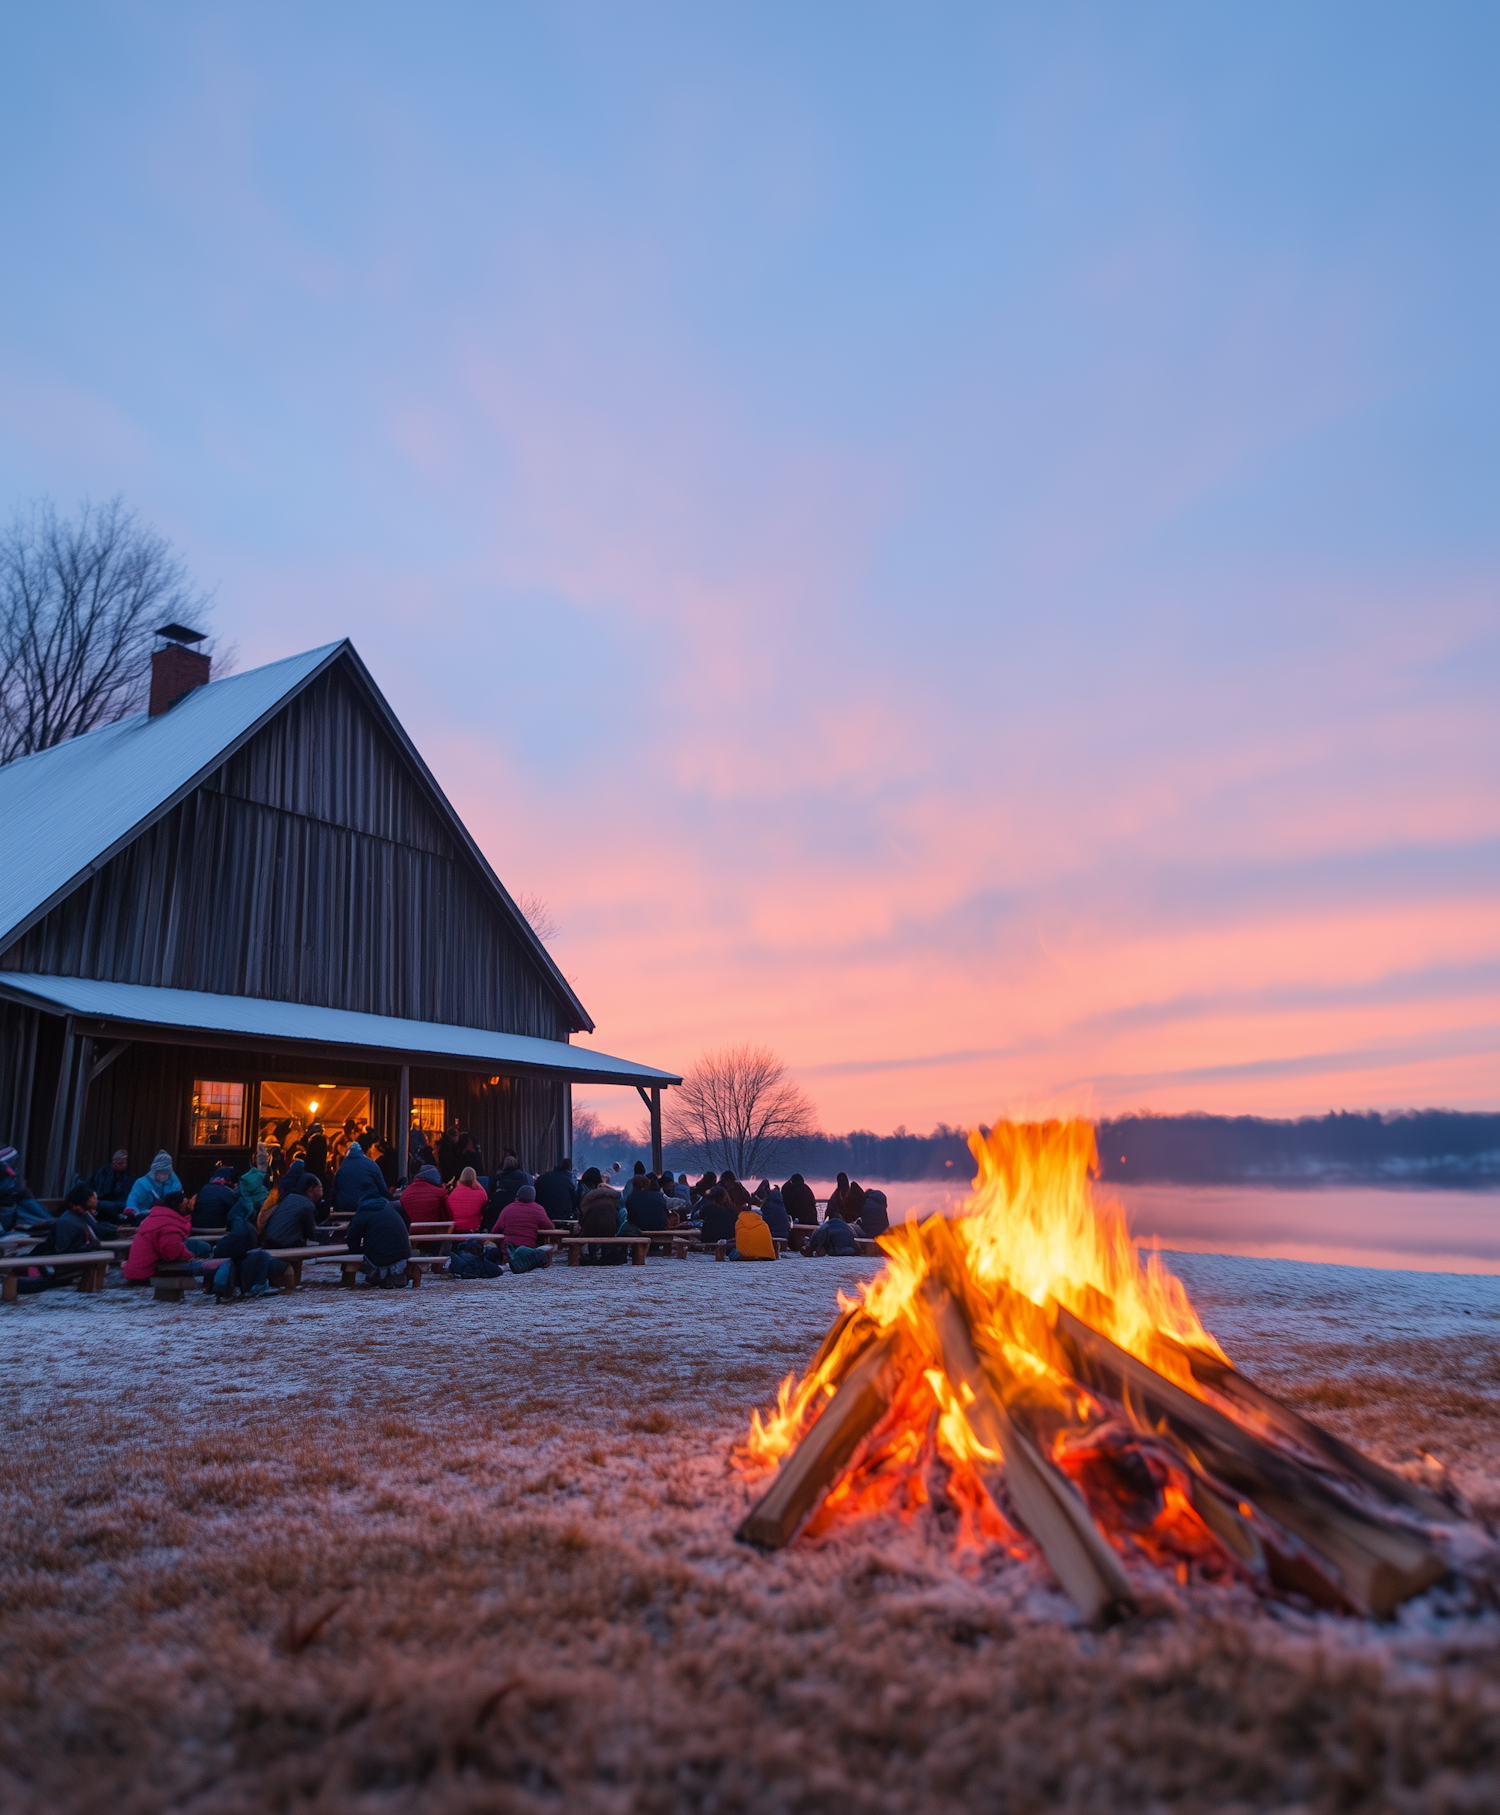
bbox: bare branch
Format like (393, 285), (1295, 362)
(662, 1042), (819, 1178)
(515, 890), (560, 943)
(0, 496), (217, 764)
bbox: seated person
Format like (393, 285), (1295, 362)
(0, 1146), (52, 1237)
(91, 1149), (132, 1217)
(494, 1184), (555, 1270)
(236, 1147), (272, 1222)
(191, 1164), (239, 1231)
(485, 1152), (532, 1229)
(260, 1175), (331, 1248)
(761, 1187), (791, 1240)
(333, 1138), (386, 1213)
(53, 1182), (112, 1252)
(624, 1175), (672, 1231)
(400, 1164), (449, 1224)
(344, 1189), (413, 1286)
(691, 1171), (716, 1204)
(781, 1173), (817, 1225)
(534, 1159), (578, 1225)
(446, 1166), (488, 1234)
(122, 1191), (217, 1282)
(697, 1186), (738, 1246)
(207, 1226), (279, 1300)
(805, 1210), (857, 1257)
(751, 1178), (771, 1206)
(577, 1169), (621, 1236)
(127, 1150), (183, 1219)
(719, 1170), (750, 1208)
(730, 1207), (775, 1261)
(855, 1188), (890, 1240)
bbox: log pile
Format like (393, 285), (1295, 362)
(738, 1233), (1463, 1623)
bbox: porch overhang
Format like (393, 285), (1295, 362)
(0, 974), (681, 1090)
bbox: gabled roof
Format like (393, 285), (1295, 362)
(0, 641), (593, 1031)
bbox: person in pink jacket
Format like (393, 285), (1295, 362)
(122, 1193), (216, 1282)
(446, 1166), (488, 1234)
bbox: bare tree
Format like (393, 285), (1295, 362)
(515, 890), (560, 943)
(0, 496), (221, 764)
(663, 1043), (819, 1178)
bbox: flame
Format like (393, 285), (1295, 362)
(739, 1120), (1236, 1571)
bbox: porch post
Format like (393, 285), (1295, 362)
(650, 1085), (662, 1177)
(61, 1034), (95, 1196)
(396, 1063), (411, 1184)
(43, 1016), (77, 1196)
(563, 1080), (573, 1164)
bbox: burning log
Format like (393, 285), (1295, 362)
(1054, 1305), (1448, 1617)
(922, 1281), (1135, 1624)
(1158, 1334), (1458, 1524)
(737, 1327), (911, 1548)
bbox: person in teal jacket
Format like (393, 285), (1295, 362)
(237, 1144), (273, 1220)
(126, 1150), (183, 1216)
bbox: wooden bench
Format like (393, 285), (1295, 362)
(559, 1237), (649, 1267)
(303, 1254), (449, 1288)
(0, 1252), (110, 1301)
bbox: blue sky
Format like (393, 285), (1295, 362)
(3, 4), (1497, 1130)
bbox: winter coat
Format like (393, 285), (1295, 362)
(127, 1169), (183, 1213)
(578, 1185), (622, 1238)
(346, 1201), (411, 1268)
(304, 1132), (328, 1180)
(91, 1164), (132, 1211)
(437, 1134), (463, 1181)
(261, 1193), (326, 1250)
(808, 1215), (857, 1257)
(122, 1203), (199, 1280)
(333, 1146), (386, 1212)
(237, 1167), (270, 1216)
(446, 1182), (488, 1233)
(734, 1211), (775, 1260)
(191, 1180), (239, 1229)
(534, 1167), (577, 1224)
(761, 1190), (790, 1239)
(487, 1166), (532, 1216)
(856, 1190), (890, 1239)
(781, 1177), (817, 1225)
(495, 1199), (556, 1249)
(846, 1181), (867, 1225)
(698, 1200), (738, 1245)
(626, 1189), (671, 1231)
(722, 1177), (751, 1209)
(401, 1173), (449, 1223)
(52, 1208), (104, 1255)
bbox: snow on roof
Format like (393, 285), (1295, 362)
(0, 974), (681, 1087)
(0, 642), (343, 946)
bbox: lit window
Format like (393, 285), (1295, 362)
(191, 1080), (246, 1148)
(410, 1097), (446, 1137)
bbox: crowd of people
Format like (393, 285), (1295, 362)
(0, 1130), (891, 1295)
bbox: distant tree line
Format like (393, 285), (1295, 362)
(574, 1104), (1500, 1189)
(1096, 1110), (1500, 1189)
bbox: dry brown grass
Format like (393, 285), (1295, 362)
(2, 1264), (1499, 1811)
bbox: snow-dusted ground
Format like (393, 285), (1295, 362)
(3, 1250), (1499, 1812)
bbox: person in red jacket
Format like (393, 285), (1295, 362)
(400, 1164), (448, 1224)
(446, 1166), (488, 1234)
(122, 1192), (216, 1282)
(494, 1184), (555, 1272)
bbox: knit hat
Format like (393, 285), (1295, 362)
(150, 1150), (173, 1180)
(418, 1165), (441, 1186)
(516, 1184), (537, 1202)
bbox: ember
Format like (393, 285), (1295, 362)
(737, 1120), (1466, 1621)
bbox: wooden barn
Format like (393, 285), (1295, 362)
(0, 634), (679, 1195)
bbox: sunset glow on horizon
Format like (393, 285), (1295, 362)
(3, 6), (1496, 1136)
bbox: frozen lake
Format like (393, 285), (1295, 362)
(802, 1176), (1500, 1274)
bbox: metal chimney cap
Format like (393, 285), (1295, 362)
(155, 623), (208, 645)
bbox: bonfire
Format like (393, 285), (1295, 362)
(736, 1121), (1471, 1621)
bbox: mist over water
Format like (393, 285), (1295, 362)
(802, 1178), (1500, 1275)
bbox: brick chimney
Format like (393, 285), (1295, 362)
(149, 624), (211, 716)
